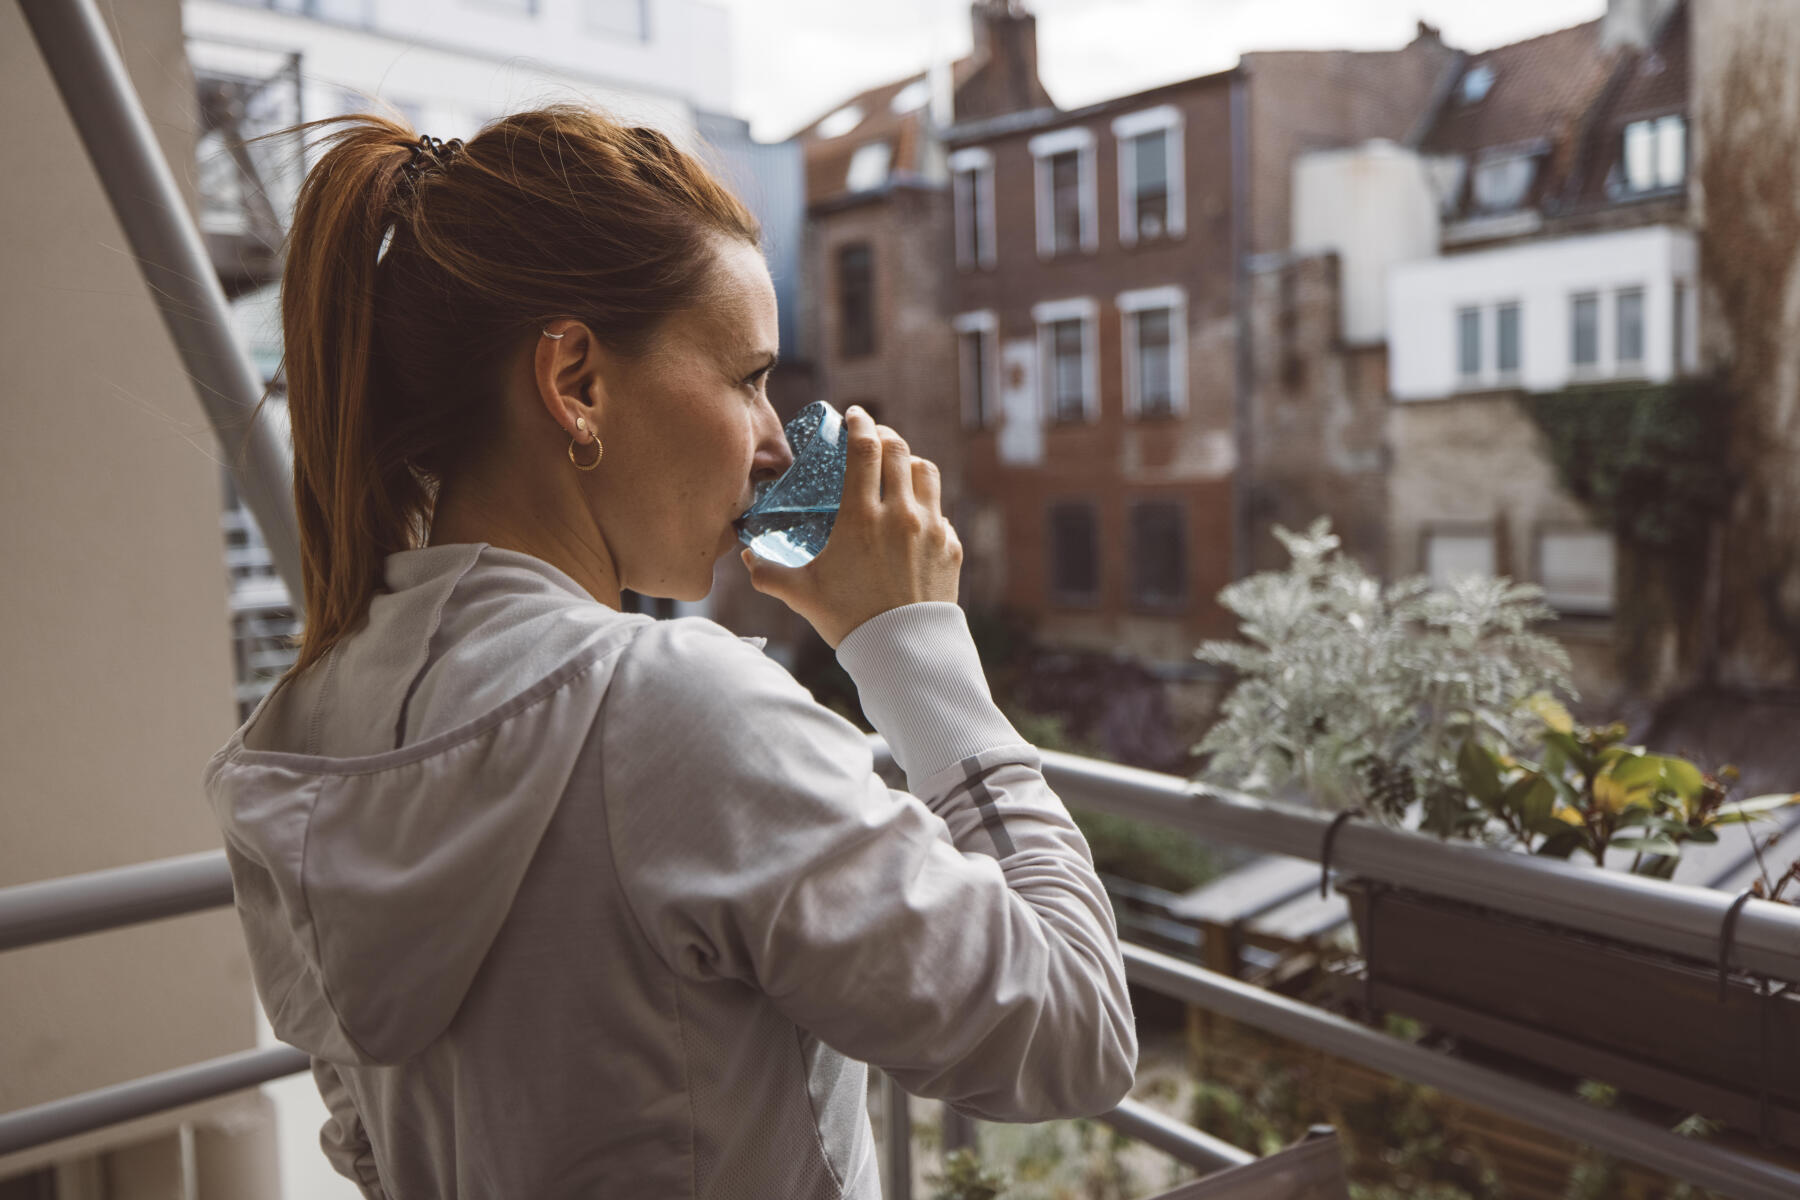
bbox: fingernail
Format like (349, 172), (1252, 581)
(846, 405), (864, 419)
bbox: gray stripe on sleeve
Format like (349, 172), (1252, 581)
(941, 752), (1017, 859)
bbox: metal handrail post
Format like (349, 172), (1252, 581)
(17, 0), (303, 597)
(882, 1073), (912, 1200)
(1124, 943), (1800, 1200)
(0, 851), (233, 953)
(0, 1046), (310, 1157)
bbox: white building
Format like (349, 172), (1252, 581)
(1388, 224), (1699, 401)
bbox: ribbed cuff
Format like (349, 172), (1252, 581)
(835, 602), (1026, 792)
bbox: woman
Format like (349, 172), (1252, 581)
(204, 105), (1136, 1199)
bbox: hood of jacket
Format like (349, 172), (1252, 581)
(202, 543), (764, 1066)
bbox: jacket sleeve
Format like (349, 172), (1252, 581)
(311, 1058), (389, 1198)
(601, 602), (1136, 1122)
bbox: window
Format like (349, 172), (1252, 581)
(1118, 285), (1187, 418)
(1570, 293), (1599, 370)
(1050, 152), (1081, 254)
(1135, 310), (1174, 414)
(1538, 529), (1615, 615)
(1048, 502), (1099, 602)
(1113, 105), (1185, 246)
(583, 0), (647, 39)
(953, 310), (998, 430)
(1623, 114), (1686, 193)
(890, 78), (931, 115)
(815, 104), (864, 139)
(1130, 501), (1186, 606)
(949, 147), (996, 270)
(1616, 287), (1645, 371)
(846, 141), (892, 192)
(1425, 528), (1496, 587)
(1470, 152), (1537, 214)
(836, 243), (874, 359)
(1497, 302), (1521, 378)
(1029, 126), (1096, 258)
(1049, 320), (1086, 422)
(1032, 298), (1098, 424)
(1457, 307), (1481, 382)
(1459, 62), (1495, 104)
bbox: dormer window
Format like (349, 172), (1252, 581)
(1459, 62), (1496, 104)
(845, 141), (892, 192)
(816, 105), (865, 140)
(890, 79), (931, 115)
(1622, 114), (1686, 193)
(1470, 151), (1537, 213)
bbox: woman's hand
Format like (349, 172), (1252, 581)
(741, 405), (962, 649)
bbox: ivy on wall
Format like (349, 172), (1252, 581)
(1518, 375), (1738, 553)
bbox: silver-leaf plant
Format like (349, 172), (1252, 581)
(1194, 519), (1575, 836)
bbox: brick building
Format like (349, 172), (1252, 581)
(942, 19), (1455, 667)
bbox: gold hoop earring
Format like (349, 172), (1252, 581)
(570, 417), (603, 471)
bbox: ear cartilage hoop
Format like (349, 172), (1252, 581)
(541, 327), (566, 339)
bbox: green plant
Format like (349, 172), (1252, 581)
(1455, 701), (1800, 877)
(1195, 519), (1573, 825)
(925, 1147), (1008, 1200)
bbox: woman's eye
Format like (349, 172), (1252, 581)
(744, 367), (772, 390)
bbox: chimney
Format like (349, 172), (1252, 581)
(959, 1), (1052, 122)
(1602, 0), (1680, 52)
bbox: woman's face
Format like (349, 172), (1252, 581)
(593, 236), (792, 602)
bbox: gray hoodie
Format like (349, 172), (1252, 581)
(203, 542), (1137, 1198)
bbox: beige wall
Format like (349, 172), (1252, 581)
(1386, 393), (1624, 708)
(0, 0), (276, 1187)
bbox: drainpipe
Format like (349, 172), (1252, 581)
(18, 0), (305, 601)
(1229, 66), (1253, 581)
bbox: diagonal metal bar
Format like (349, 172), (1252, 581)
(0, 1045), (310, 1157)
(18, 0), (303, 597)
(1124, 942), (1800, 1200)
(1097, 1097), (1254, 1172)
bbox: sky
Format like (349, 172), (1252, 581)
(716, 0), (1609, 141)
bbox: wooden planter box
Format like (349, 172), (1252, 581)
(1340, 879), (1800, 1150)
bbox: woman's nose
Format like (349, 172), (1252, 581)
(752, 408), (794, 483)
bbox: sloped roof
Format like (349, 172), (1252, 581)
(1562, 3), (1690, 210)
(1420, 19), (1613, 159)
(795, 60), (976, 206)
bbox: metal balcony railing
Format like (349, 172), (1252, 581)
(6, 751), (1800, 1197)
(12, 0), (1800, 1197)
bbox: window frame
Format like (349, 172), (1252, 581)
(948, 146), (997, 270)
(1046, 498), (1102, 606)
(1028, 125), (1098, 259)
(1117, 285), (1188, 419)
(1031, 297), (1099, 425)
(1111, 104), (1185, 247)
(951, 310), (1000, 431)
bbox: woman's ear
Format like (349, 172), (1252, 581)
(533, 321), (607, 435)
